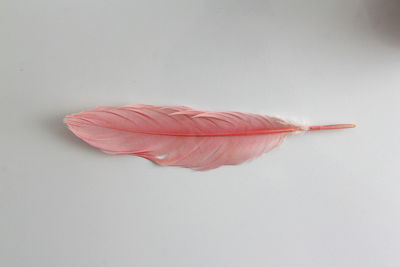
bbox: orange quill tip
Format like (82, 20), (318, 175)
(308, 124), (356, 131)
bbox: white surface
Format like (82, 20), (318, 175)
(1, 0), (400, 266)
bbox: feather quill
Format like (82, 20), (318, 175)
(64, 105), (355, 170)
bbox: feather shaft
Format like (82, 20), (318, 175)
(308, 124), (356, 131)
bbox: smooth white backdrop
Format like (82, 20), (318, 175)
(1, 0), (400, 266)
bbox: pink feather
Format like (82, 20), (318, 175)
(64, 105), (355, 170)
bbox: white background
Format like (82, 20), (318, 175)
(1, 0), (400, 266)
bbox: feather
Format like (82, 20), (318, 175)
(64, 105), (355, 170)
